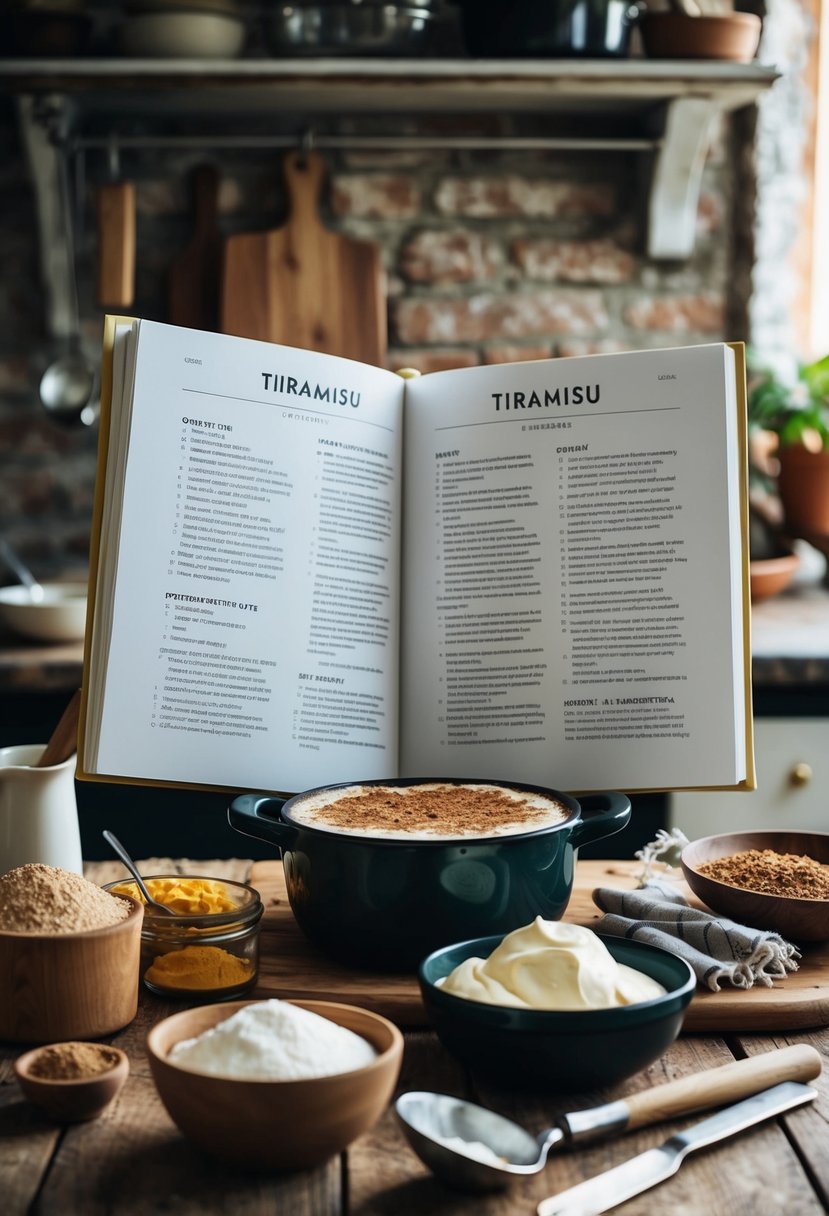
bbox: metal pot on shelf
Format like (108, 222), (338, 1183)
(263, 0), (439, 57)
(455, 0), (643, 58)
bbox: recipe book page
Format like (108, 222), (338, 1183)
(82, 319), (406, 792)
(399, 343), (753, 793)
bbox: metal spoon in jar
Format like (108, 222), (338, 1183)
(102, 830), (176, 916)
(395, 1045), (823, 1192)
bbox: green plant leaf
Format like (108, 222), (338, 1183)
(803, 353), (829, 397)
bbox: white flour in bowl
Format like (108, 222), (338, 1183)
(167, 999), (377, 1080)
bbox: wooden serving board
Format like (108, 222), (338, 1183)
(249, 859), (829, 1032)
(221, 150), (386, 366)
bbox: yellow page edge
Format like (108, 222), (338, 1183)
(76, 314), (138, 783)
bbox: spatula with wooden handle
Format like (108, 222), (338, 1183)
(221, 149), (387, 365)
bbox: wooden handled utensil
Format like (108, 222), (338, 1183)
(36, 688), (81, 768)
(168, 164), (223, 332)
(97, 178), (136, 311)
(397, 1044), (822, 1191)
(221, 149), (387, 365)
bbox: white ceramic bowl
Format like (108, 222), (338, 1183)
(0, 582), (88, 643)
(118, 11), (247, 57)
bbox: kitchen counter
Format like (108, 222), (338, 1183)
(751, 565), (829, 687)
(0, 858), (826, 1216)
(0, 631), (83, 695)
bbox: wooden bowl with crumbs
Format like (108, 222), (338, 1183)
(682, 830), (829, 942)
(0, 864), (143, 1043)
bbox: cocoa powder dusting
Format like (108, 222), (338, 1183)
(698, 849), (829, 900)
(0, 863), (131, 933)
(27, 1041), (122, 1081)
(304, 784), (568, 837)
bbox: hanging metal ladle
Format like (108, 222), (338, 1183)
(0, 539), (44, 602)
(38, 148), (98, 425)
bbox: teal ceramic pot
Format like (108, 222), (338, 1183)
(228, 779), (630, 970)
(419, 933), (696, 1091)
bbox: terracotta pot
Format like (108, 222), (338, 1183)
(749, 553), (800, 603)
(777, 445), (829, 537)
(640, 12), (761, 62)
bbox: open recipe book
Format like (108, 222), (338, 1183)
(77, 318), (755, 796)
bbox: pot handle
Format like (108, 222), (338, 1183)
(227, 793), (297, 849)
(569, 792), (631, 848)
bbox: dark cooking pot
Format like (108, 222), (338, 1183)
(456, 0), (643, 58)
(228, 778), (631, 970)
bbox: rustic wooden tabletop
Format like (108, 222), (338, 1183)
(1, 859), (827, 1216)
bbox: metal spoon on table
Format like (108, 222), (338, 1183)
(102, 830), (176, 916)
(0, 539), (44, 602)
(395, 1044), (822, 1192)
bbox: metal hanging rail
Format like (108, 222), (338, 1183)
(68, 132), (659, 154)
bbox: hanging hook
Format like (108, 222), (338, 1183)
(297, 127), (315, 168)
(106, 134), (120, 181)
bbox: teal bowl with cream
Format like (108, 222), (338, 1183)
(418, 933), (695, 1092)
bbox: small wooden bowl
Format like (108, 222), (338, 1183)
(682, 830), (829, 941)
(0, 896), (144, 1043)
(14, 1043), (129, 1123)
(146, 999), (404, 1170)
(641, 12), (762, 62)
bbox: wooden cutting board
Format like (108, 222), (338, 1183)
(168, 164), (223, 332)
(250, 859), (829, 1031)
(220, 150), (386, 365)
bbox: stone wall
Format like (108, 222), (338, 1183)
(0, 95), (755, 580)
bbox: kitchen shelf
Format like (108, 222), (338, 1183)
(0, 57), (778, 114)
(1, 58), (779, 334)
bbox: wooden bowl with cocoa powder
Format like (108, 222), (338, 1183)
(682, 830), (829, 942)
(14, 1042), (129, 1123)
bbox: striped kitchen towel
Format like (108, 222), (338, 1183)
(592, 879), (801, 992)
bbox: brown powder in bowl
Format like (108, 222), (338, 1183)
(0, 864), (131, 933)
(294, 783), (569, 838)
(697, 849), (829, 900)
(27, 1042), (122, 1081)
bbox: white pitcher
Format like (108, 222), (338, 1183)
(0, 744), (83, 876)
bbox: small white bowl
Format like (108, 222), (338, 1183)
(0, 582), (88, 643)
(118, 11), (247, 57)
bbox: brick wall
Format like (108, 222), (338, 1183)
(0, 104), (746, 580)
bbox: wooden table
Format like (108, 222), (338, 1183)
(1, 860), (828, 1216)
